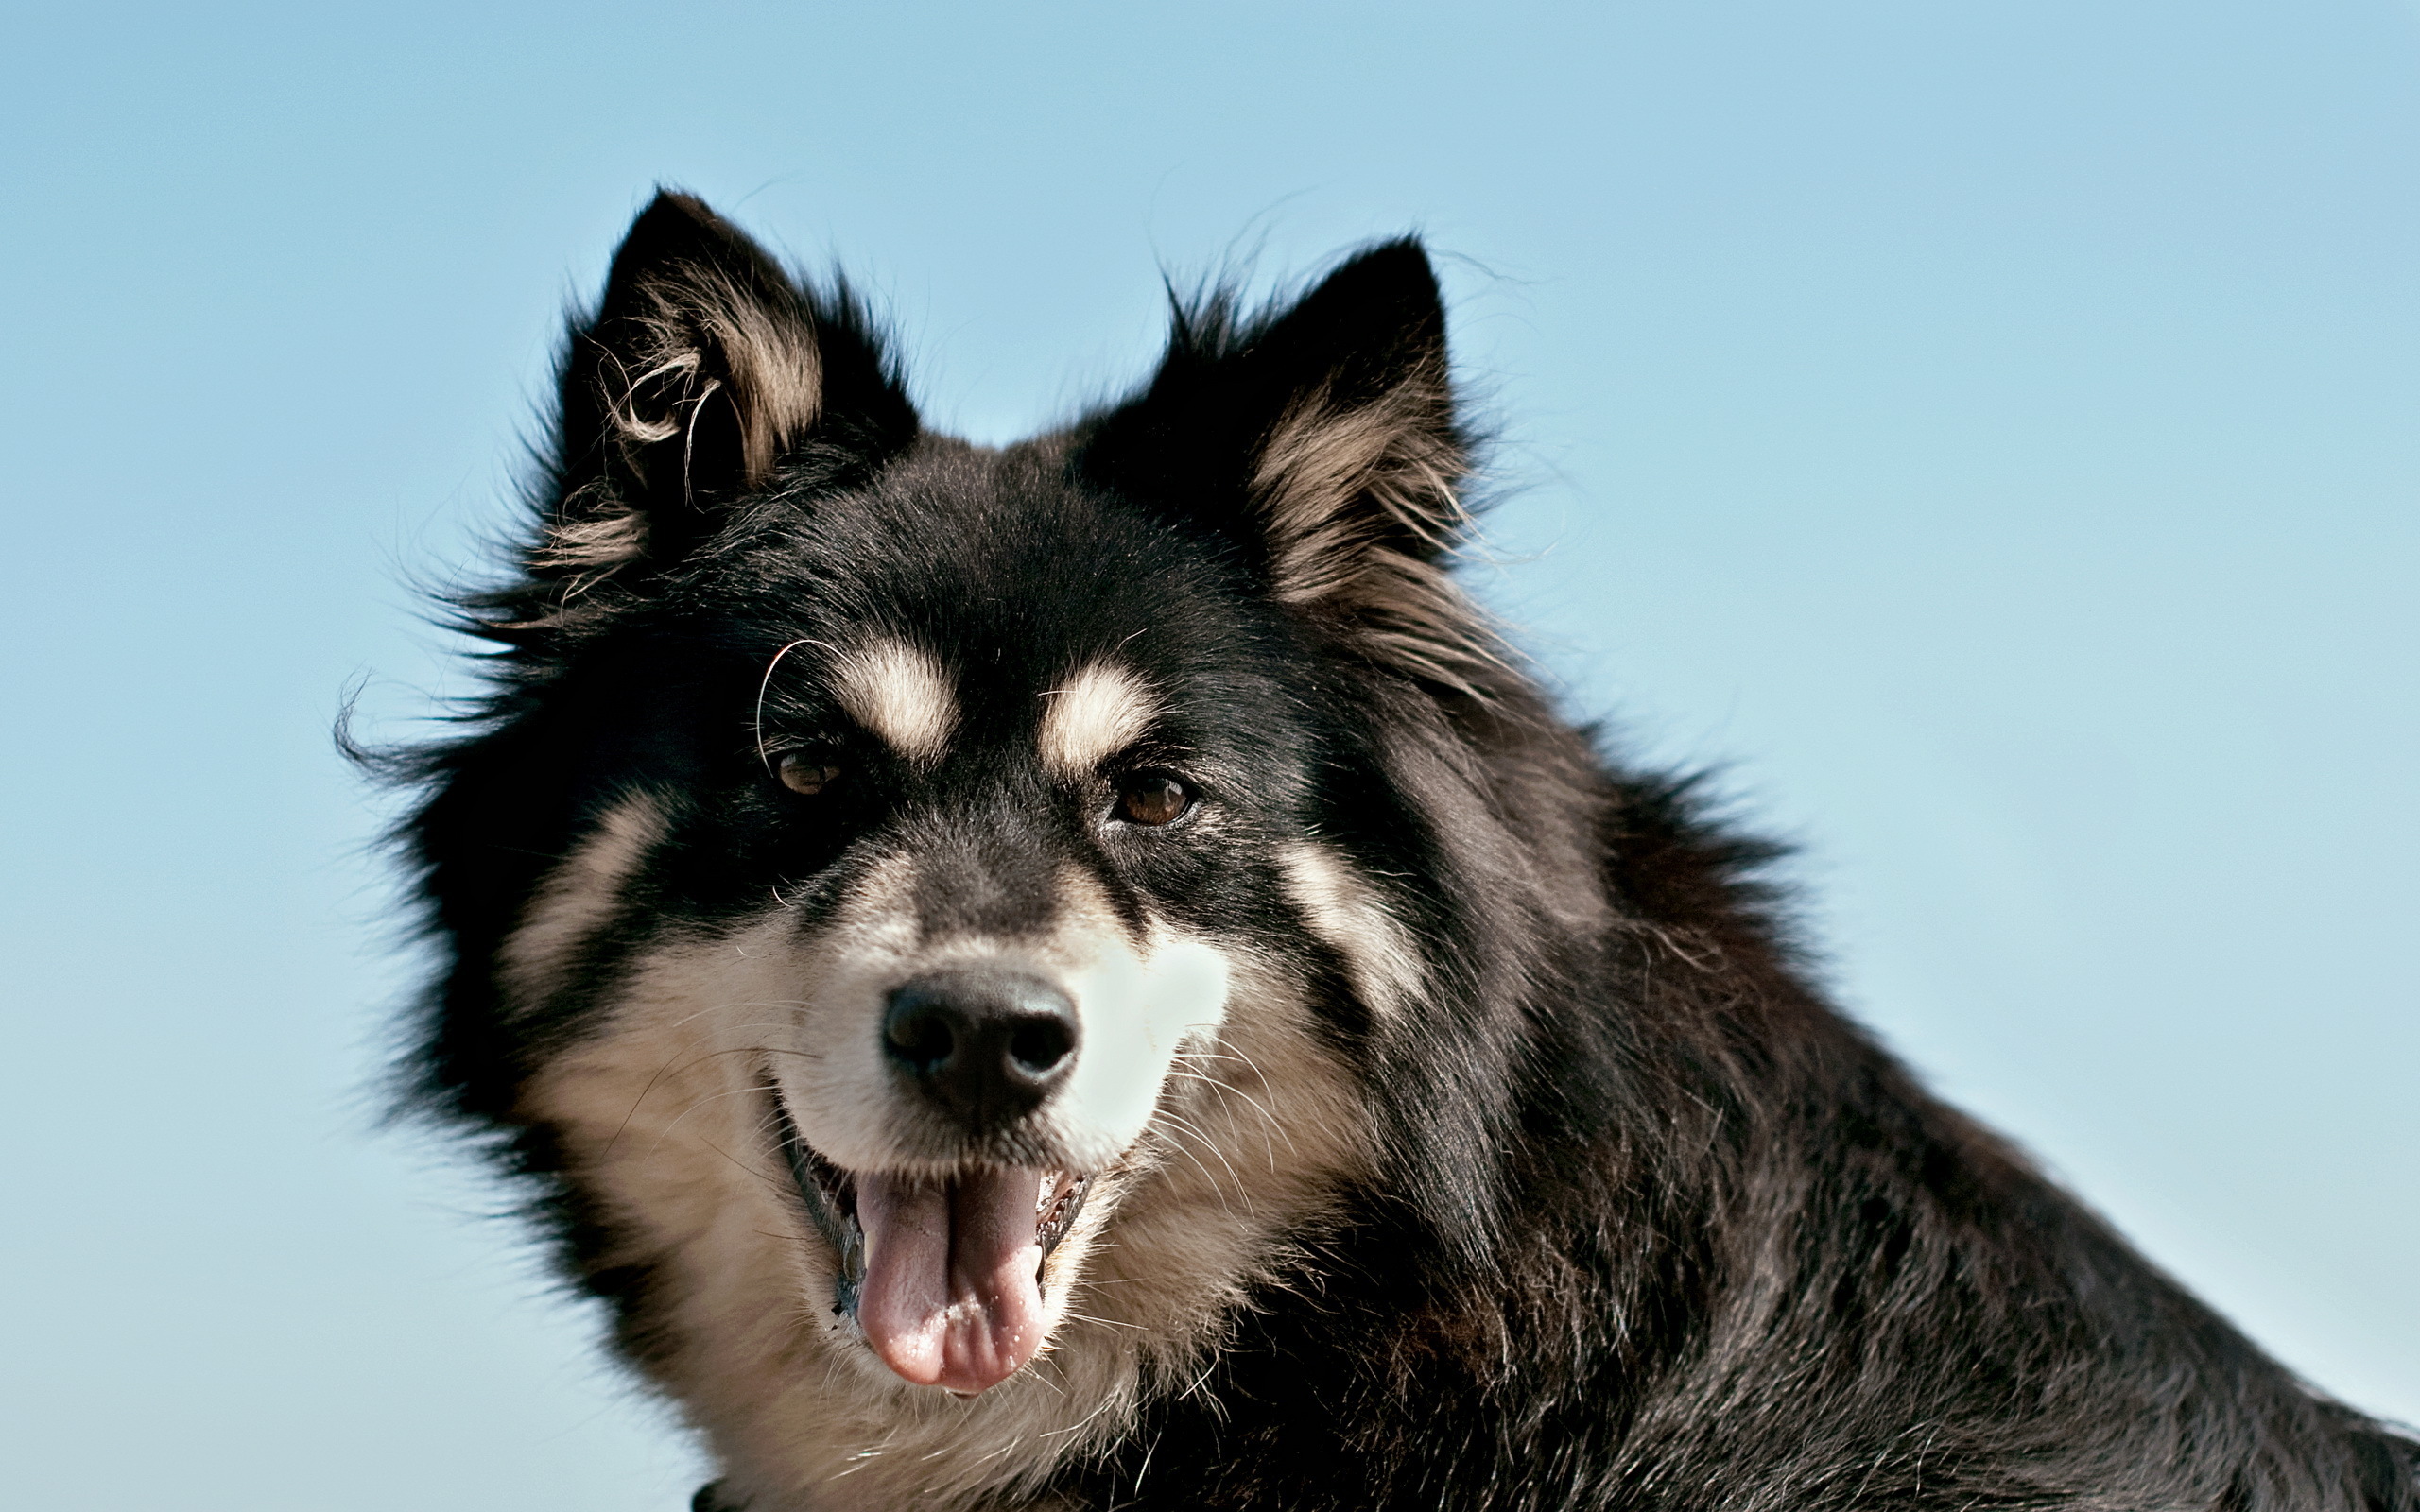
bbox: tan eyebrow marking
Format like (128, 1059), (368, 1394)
(1038, 661), (1162, 778)
(831, 639), (959, 763)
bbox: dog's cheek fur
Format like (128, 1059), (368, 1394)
(1275, 839), (1427, 1026)
(495, 791), (672, 1007)
(1285, 681), (1616, 1275)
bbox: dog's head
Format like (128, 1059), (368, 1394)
(406, 195), (1577, 1484)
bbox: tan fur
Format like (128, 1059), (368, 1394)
(831, 640), (959, 765)
(505, 835), (1373, 1511)
(527, 508), (649, 579)
(1251, 381), (1510, 696)
(603, 263), (822, 492)
(1277, 840), (1426, 1022)
(496, 792), (669, 1007)
(1036, 662), (1161, 779)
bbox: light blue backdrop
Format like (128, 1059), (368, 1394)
(2, 3), (2411, 1506)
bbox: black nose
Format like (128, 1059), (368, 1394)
(881, 969), (1080, 1134)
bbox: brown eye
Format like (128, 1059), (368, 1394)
(776, 752), (842, 796)
(1116, 774), (1193, 827)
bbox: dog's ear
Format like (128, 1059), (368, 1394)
(1078, 240), (1494, 692)
(532, 190), (915, 590)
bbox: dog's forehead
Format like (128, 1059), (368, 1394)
(804, 635), (1168, 772)
(738, 441), (1245, 761)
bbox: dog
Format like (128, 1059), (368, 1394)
(381, 190), (2417, 1510)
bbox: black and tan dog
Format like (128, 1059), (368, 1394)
(384, 191), (2417, 1510)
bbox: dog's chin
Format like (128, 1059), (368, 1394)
(772, 1095), (1094, 1396)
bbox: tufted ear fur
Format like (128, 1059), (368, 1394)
(527, 190), (916, 599)
(1076, 240), (1496, 694)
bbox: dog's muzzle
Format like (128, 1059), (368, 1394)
(773, 966), (1097, 1396)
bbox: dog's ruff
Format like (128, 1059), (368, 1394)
(385, 191), (2418, 1510)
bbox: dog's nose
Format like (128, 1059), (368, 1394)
(881, 969), (1080, 1134)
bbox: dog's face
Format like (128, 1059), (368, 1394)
(504, 444), (1341, 1395)
(414, 193), (1529, 1498)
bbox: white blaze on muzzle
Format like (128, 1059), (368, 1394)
(1052, 927), (1230, 1167)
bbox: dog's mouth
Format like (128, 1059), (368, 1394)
(769, 1088), (1092, 1395)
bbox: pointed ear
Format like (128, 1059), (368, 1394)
(1078, 240), (1495, 692)
(535, 190), (915, 587)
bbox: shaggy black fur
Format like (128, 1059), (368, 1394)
(383, 191), (2416, 1510)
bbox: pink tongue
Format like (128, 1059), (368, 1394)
(855, 1169), (1050, 1394)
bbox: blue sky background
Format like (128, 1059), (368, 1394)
(2, 3), (2413, 1506)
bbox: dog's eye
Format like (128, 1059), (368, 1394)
(1116, 774), (1193, 827)
(776, 752), (842, 796)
